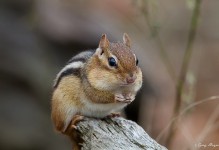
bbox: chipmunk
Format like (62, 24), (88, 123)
(51, 33), (143, 137)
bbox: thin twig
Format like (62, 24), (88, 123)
(140, 0), (176, 81)
(189, 104), (219, 150)
(165, 0), (202, 147)
(156, 96), (219, 142)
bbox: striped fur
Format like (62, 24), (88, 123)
(53, 50), (95, 88)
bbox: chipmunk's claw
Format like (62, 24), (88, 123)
(107, 112), (121, 118)
(71, 115), (84, 130)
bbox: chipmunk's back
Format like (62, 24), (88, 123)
(53, 50), (95, 89)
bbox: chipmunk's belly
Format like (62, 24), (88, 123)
(80, 97), (127, 118)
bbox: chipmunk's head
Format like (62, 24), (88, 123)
(87, 33), (142, 91)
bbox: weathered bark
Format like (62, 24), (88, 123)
(75, 117), (167, 150)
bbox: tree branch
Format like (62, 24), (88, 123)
(75, 117), (167, 150)
(165, 0), (202, 147)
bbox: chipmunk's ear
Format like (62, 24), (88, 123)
(96, 34), (110, 56)
(123, 33), (131, 48)
(99, 34), (110, 51)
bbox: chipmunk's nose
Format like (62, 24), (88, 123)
(126, 73), (136, 84)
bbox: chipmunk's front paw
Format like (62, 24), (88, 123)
(115, 93), (135, 104)
(124, 93), (135, 104)
(115, 94), (126, 102)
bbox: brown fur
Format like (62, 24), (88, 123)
(110, 42), (136, 72)
(51, 33), (143, 150)
(51, 76), (83, 132)
(83, 79), (115, 104)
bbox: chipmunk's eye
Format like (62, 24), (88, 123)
(108, 57), (117, 67)
(136, 58), (139, 66)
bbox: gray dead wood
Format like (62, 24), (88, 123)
(76, 117), (167, 150)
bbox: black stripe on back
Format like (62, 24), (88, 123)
(53, 68), (81, 89)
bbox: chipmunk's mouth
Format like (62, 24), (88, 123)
(120, 82), (135, 86)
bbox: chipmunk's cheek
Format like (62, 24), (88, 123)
(87, 69), (118, 91)
(116, 74), (126, 85)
